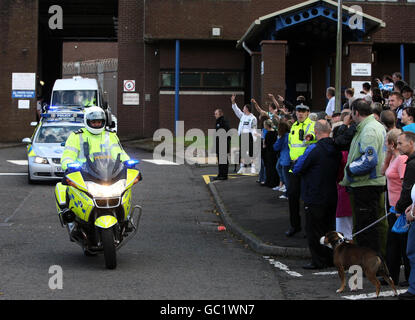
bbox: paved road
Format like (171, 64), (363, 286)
(0, 146), (282, 300)
(0, 145), (405, 302)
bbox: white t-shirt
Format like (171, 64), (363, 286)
(232, 103), (257, 136)
(325, 96), (335, 117)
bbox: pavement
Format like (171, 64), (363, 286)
(2, 137), (311, 259)
(207, 174), (311, 258)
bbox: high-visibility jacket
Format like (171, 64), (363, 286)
(61, 128), (129, 171)
(83, 98), (96, 107)
(288, 117), (316, 161)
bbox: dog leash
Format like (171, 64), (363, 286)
(351, 211), (392, 239)
(351, 191), (393, 239)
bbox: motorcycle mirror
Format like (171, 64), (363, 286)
(124, 159), (140, 168)
(67, 162), (82, 172)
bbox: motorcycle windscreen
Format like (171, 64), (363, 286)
(82, 141), (125, 183)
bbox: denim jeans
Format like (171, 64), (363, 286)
(276, 158), (284, 184)
(407, 222), (415, 294)
(259, 158), (266, 183)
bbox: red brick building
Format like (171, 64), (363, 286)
(1, 0), (415, 141)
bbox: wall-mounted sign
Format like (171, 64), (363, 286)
(123, 80), (136, 92)
(123, 93), (139, 105)
(18, 100), (30, 109)
(351, 63), (371, 77)
(12, 91), (36, 98)
(12, 73), (36, 99)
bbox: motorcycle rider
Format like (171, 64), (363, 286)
(61, 106), (129, 171)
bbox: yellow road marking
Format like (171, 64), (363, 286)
(203, 173), (256, 184)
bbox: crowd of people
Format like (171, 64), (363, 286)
(214, 71), (415, 300)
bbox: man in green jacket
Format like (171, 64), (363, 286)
(341, 99), (387, 257)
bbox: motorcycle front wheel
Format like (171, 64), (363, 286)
(101, 227), (117, 269)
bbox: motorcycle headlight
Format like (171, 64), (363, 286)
(34, 156), (49, 164)
(85, 179), (126, 198)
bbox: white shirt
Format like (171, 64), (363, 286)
(325, 96), (335, 117)
(232, 103), (257, 136)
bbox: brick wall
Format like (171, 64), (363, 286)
(0, 0), (38, 142)
(117, 0), (145, 139)
(63, 42), (118, 62)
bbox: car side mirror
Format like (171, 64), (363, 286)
(22, 137), (32, 144)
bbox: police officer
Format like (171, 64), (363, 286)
(61, 106), (129, 171)
(286, 103), (317, 237)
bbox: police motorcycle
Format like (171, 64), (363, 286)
(55, 144), (143, 269)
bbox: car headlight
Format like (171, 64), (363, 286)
(34, 156), (49, 164)
(85, 179), (126, 198)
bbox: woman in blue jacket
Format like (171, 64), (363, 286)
(273, 121), (291, 199)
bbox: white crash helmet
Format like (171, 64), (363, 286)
(84, 106), (106, 135)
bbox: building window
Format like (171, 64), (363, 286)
(160, 70), (244, 89)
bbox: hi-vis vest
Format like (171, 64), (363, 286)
(61, 128), (129, 171)
(288, 117), (316, 161)
(83, 98), (96, 107)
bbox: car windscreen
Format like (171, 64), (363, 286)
(51, 90), (97, 107)
(35, 126), (81, 144)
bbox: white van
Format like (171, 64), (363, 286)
(50, 76), (117, 131)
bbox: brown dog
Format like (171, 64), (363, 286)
(320, 231), (397, 297)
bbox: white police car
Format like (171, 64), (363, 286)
(22, 109), (84, 183)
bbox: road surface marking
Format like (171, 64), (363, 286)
(203, 173), (251, 184)
(264, 257), (302, 277)
(313, 271), (338, 276)
(7, 160), (28, 165)
(342, 289), (405, 300)
(141, 159), (180, 165)
(4, 188), (34, 223)
(0, 173), (27, 176)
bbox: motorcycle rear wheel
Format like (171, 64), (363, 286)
(101, 227), (117, 269)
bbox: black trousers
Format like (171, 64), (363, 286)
(386, 213), (411, 284)
(217, 156), (229, 178)
(264, 152), (278, 188)
(305, 203), (336, 267)
(287, 172), (302, 230)
(351, 186), (387, 257)
(239, 133), (254, 164)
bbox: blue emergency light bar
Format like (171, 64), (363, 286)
(41, 111), (84, 122)
(125, 159), (140, 168)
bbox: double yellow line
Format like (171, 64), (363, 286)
(202, 173), (257, 184)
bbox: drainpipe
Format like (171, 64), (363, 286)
(175, 40), (180, 136)
(242, 41), (253, 56)
(400, 44), (405, 80)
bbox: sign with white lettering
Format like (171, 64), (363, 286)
(12, 91), (35, 98)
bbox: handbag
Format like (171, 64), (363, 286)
(392, 213), (410, 234)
